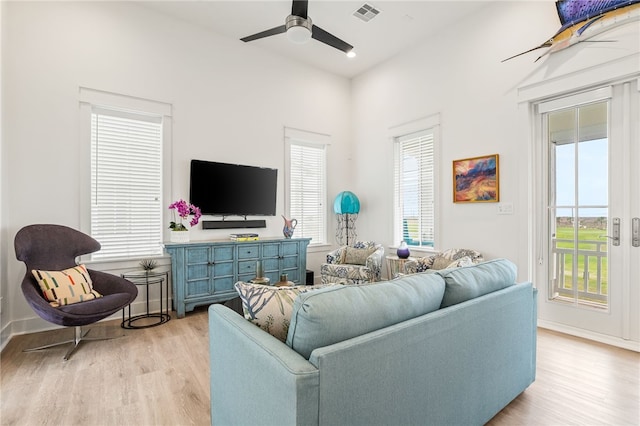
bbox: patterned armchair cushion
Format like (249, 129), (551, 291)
(405, 255), (437, 274)
(404, 248), (483, 274)
(321, 241), (384, 285)
(343, 246), (376, 265)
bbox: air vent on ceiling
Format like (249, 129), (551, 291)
(353, 3), (380, 22)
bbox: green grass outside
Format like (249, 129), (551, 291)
(555, 226), (608, 296)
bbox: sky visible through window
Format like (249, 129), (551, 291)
(555, 138), (608, 218)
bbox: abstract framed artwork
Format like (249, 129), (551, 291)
(453, 154), (499, 203)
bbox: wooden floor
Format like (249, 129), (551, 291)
(1, 308), (638, 426)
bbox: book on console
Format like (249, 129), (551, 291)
(230, 233), (259, 241)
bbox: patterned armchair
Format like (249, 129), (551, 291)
(320, 241), (384, 285)
(403, 248), (483, 275)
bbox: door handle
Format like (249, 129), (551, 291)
(633, 217), (639, 247)
(600, 217), (620, 246)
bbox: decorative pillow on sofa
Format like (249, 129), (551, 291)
(32, 264), (102, 307)
(343, 246), (376, 265)
(234, 282), (335, 342)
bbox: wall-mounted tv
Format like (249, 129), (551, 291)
(189, 159), (278, 216)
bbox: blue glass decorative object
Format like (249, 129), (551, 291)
(334, 191), (360, 214)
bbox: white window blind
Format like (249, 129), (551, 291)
(394, 129), (435, 247)
(287, 137), (327, 245)
(90, 107), (163, 259)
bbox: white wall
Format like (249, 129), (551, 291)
(1, 1), (351, 342)
(351, 1), (558, 271)
(351, 1), (639, 348)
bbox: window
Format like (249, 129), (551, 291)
(90, 107), (163, 259)
(285, 128), (328, 245)
(393, 128), (435, 248)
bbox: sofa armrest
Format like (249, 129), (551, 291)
(366, 246), (384, 266)
(209, 304), (320, 426)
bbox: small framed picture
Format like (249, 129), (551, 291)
(452, 154), (499, 203)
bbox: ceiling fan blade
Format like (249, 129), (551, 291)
(311, 25), (354, 53)
(291, 0), (309, 19)
(241, 25), (287, 42)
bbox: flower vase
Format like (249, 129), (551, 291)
(170, 230), (190, 243)
(396, 241), (410, 259)
(282, 215), (297, 239)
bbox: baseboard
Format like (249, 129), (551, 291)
(0, 320), (14, 353)
(537, 319), (640, 352)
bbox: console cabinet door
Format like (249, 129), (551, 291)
(261, 242), (281, 283)
(211, 245), (235, 294)
(185, 246), (213, 298)
(280, 240), (302, 283)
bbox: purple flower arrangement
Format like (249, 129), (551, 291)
(169, 199), (202, 231)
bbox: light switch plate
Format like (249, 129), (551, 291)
(497, 202), (514, 215)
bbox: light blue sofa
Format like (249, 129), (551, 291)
(209, 259), (537, 426)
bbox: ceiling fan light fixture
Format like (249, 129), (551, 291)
(286, 14), (312, 44)
(346, 50), (356, 58)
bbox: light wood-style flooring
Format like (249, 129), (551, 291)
(1, 307), (638, 426)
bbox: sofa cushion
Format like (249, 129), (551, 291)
(234, 282), (335, 341)
(435, 258), (517, 308)
(286, 273), (446, 359)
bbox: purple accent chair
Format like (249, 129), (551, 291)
(14, 224), (138, 360)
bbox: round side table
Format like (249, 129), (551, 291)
(385, 255), (416, 279)
(121, 270), (171, 329)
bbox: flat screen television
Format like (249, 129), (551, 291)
(189, 159), (278, 216)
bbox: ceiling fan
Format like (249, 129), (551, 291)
(240, 0), (355, 57)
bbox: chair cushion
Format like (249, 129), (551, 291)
(435, 258), (517, 308)
(342, 246), (376, 265)
(32, 264), (103, 307)
(431, 248), (484, 270)
(446, 256), (474, 269)
(57, 292), (133, 316)
(286, 273), (446, 359)
(234, 282), (336, 341)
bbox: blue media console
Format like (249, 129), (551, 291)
(164, 237), (311, 318)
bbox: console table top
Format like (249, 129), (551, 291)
(163, 236), (311, 247)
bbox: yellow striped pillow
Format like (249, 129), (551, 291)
(32, 264), (102, 307)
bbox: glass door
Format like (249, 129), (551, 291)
(539, 80), (639, 340)
(548, 100), (609, 309)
